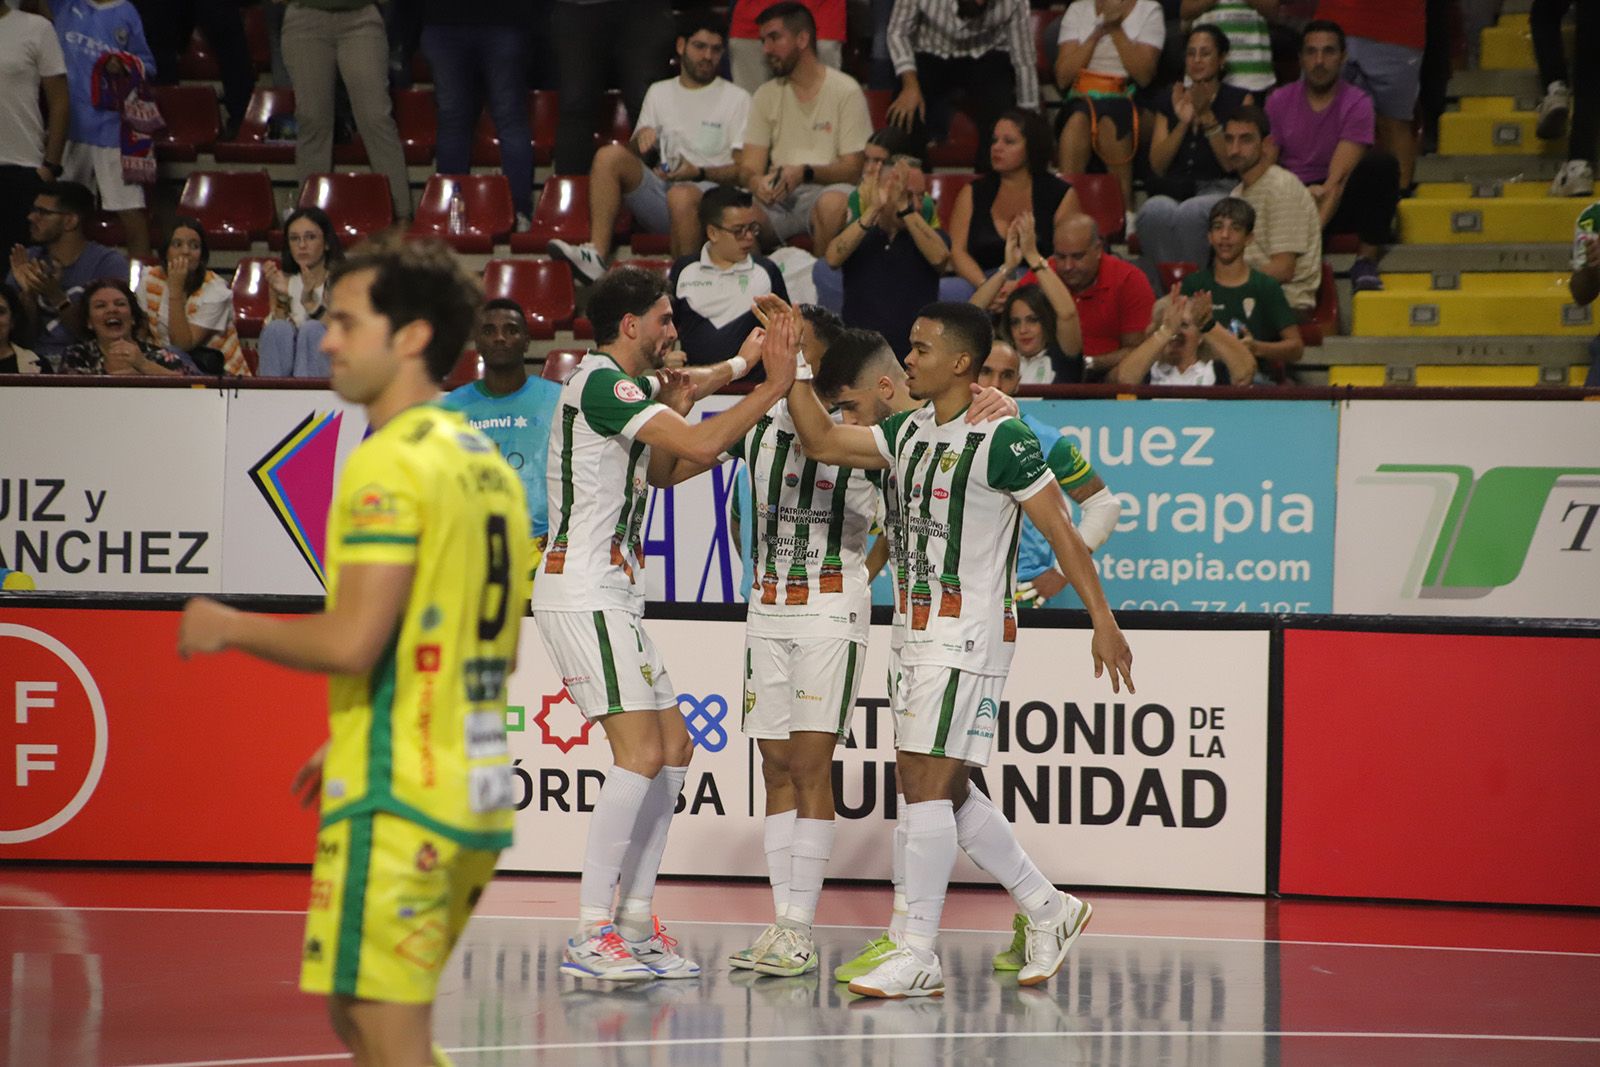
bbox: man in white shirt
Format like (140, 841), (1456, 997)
(0, 0), (68, 257)
(551, 13), (752, 281)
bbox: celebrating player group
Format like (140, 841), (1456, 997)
(177, 240), (1134, 1065)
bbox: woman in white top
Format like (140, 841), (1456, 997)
(0, 285), (45, 374)
(257, 206), (344, 377)
(135, 216), (249, 375)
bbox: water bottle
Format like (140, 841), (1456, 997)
(448, 189), (465, 236)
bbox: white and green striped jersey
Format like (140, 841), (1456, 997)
(1574, 201), (1599, 271)
(728, 399), (879, 643)
(872, 406), (1054, 675)
(532, 351), (663, 615)
(1196, 2), (1274, 92)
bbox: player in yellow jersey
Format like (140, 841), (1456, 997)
(179, 235), (530, 1067)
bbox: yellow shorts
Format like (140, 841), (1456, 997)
(300, 812), (499, 1004)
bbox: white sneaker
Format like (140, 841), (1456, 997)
(847, 945), (944, 999)
(549, 239), (607, 284)
(753, 924), (817, 977)
(623, 917), (701, 979)
(1551, 159), (1595, 198)
(728, 922), (782, 970)
(1537, 80), (1571, 141)
(1017, 892), (1093, 987)
(561, 924), (656, 982)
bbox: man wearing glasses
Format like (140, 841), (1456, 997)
(667, 186), (789, 367)
(5, 180), (127, 369)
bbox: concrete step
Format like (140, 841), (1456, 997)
(1397, 195), (1587, 243)
(1413, 180), (1554, 199)
(1345, 244), (1575, 274)
(1381, 271), (1574, 291)
(1414, 154), (1563, 182)
(1351, 288), (1593, 337)
(1437, 109), (1563, 155)
(1448, 69), (1541, 99)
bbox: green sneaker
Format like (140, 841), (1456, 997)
(832, 932), (899, 982)
(992, 912), (1028, 971)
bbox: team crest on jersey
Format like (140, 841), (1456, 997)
(350, 483), (397, 527)
(415, 842), (439, 872)
(939, 453), (958, 473)
(640, 663), (655, 684)
(614, 379), (648, 403)
(784, 472), (800, 487)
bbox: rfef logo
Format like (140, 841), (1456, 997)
(0, 625), (108, 844)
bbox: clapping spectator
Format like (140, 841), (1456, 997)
(6, 180), (128, 367)
(59, 276), (192, 374)
(0, 0), (68, 258)
(1178, 196), (1302, 376)
(257, 206), (342, 377)
(1110, 287), (1256, 385)
(1189, 0), (1277, 93)
(971, 210), (1084, 381)
(134, 215), (247, 375)
(1016, 213), (1153, 374)
(0, 284), (45, 373)
(1137, 24), (1254, 269)
(53, 0), (157, 256)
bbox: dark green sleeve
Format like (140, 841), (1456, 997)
(1259, 275), (1298, 339)
(987, 418), (1052, 495)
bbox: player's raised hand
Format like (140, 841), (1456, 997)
(656, 367), (696, 415)
(732, 324), (766, 375)
(1090, 622), (1135, 694)
(751, 291), (793, 329)
(761, 306), (799, 386)
(966, 382), (1019, 422)
(177, 596), (236, 658)
(291, 740), (330, 809)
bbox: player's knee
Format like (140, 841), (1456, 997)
(661, 732), (694, 768)
(666, 183), (703, 212)
(759, 752), (792, 786)
(592, 142), (628, 174)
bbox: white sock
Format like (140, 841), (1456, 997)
(956, 788), (1062, 923)
(784, 818), (836, 929)
(888, 794), (908, 940)
(901, 799), (957, 958)
(614, 764), (687, 940)
(576, 766), (655, 937)
(764, 809), (797, 921)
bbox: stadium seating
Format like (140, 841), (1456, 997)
(392, 89), (438, 164)
(514, 176), (615, 254)
(296, 174), (396, 244)
(926, 172), (976, 230)
(152, 85), (221, 162)
(541, 349), (584, 384)
(410, 175), (516, 253)
(1065, 173), (1125, 242)
(230, 257), (275, 340)
(1156, 262), (1199, 291)
(214, 88), (296, 164)
(444, 350), (483, 388)
(482, 258), (576, 339)
(177, 171), (276, 250)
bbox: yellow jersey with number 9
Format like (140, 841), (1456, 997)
(318, 403), (531, 850)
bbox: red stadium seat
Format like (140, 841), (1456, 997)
(410, 174), (515, 253)
(928, 109), (981, 169)
(599, 90), (633, 147)
(471, 91), (544, 168)
(152, 85), (221, 162)
(1156, 261), (1200, 292)
(512, 176), (594, 253)
(1064, 172), (1125, 242)
(177, 26), (218, 81)
(297, 173), (396, 244)
(482, 258), (576, 340)
(532, 89), (559, 167)
(127, 255), (158, 294)
(1031, 8), (1060, 84)
(392, 89), (437, 164)
(628, 232), (673, 255)
(231, 256), (275, 340)
(1326, 233), (1360, 254)
(178, 171), (276, 250)
(865, 89), (892, 131)
(925, 172), (976, 230)
(85, 210), (128, 247)
(243, 3), (270, 72)
(615, 258), (672, 276)
(215, 88), (296, 164)
(445, 349), (483, 388)
(1299, 260), (1339, 347)
(541, 348), (584, 384)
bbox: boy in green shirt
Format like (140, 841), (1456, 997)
(1180, 196), (1304, 374)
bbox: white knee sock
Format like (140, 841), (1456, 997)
(888, 794), (908, 940)
(764, 809), (797, 921)
(783, 818), (836, 929)
(615, 764), (688, 941)
(955, 787), (1063, 923)
(901, 799), (958, 959)
(577, 766), (656, 936)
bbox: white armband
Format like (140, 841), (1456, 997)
(1075, 486), (1122, 553)
(726, 355), (749, 379)
(794, 350), (813, 381)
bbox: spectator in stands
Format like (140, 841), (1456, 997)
(1110, 287), (1256, 385)
(1189, 0), (1276, 93)
(551, 0), (673, 175)
(669, 186), (788, 364)
(6, 180), (128, 368)
(421, 0), (536, 225)
(0, 284), (45, 373)
(441, 298), (562, 556)
(134, 0), (252, 138)
(134, 215), (247, 375)
(1570, 201), (1599, 384)
(1314, 0), (1422, 191)
(1018, 213), (1154, 374)
(58, 276), (194, 374)
(726, 0), (844, 93)
(948, 109), (1081, 302)
(1179, 197), (1302, 376)
(549, 13), (752, 281)
(1532, 0), (1598, 197)
(823, 126), (949, 359)
(53, 0), (157, 256)
(883, 0), (1040, 173)
(0, 0), (67, 258)
(1225, 105), (1320, 312)
(739, 1), (869, 252)
(1264, 20), (1398, 291)
(281, 0), (411, 218)
(1055, 0), (1165, 220)
(1136, 24), (1255, 270)
(256, 206), (342, 377)
(971, 211), (1084, 381)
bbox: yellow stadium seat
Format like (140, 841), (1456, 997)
(1328, 366), (1387, 387)
(1414, 366), (1543, 387)
(1398, 196), (1587, 243)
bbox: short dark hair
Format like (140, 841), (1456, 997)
(1227, 104), (1271, 139)
(699, 185), (754, 230)
(279, 206), (345, 275)
(587, 266), (670, 346)
(482, 297), (529, 326)
(163, 215), (212, 295)
(867, 125), (925, 165)
(1002, 286), (1058, 352)
(1209, 196), (1256, 234)
(755, 1), (815, 45)
(993, 108), (1055, 177)
(331, 234), (484, 384)
(74, 277), (149, 342)
(39, 180), (94, 224)
(914, 301), (992, 376)
(1301, 19), (1347, 53)
(799, 303), (844, 350)
(678, 9), (728, 42)
(1187, 23), (1230, 56)
(815, 327), (896, 401)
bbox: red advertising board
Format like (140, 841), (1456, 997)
(0, 608), (325, 863)
(1280, 629), (1600, 907)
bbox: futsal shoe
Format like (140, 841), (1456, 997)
(753, 924), (817, 977)
(992, 912), (1028, 971)
(624, 916), (701, 979)
(847, 946), (945, 999)
(832, 932), (899, 982)
(729, 922), (782, 970)
(561, 924), (656, 982)
(1017, 893), (1093, 987)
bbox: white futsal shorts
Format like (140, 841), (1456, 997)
(741, 634), (865, 741)
(892, 663), (1006, 766)
(534, 608), (677, 720)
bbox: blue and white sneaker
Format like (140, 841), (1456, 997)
(624, 916), (701, 979)
(561, 924), (656, 982)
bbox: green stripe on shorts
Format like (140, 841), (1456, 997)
(333, 814), (374, 996)
(835, 643), (858, 739)
(931, 669), (961, 757)
(593, 611), (623, 715)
